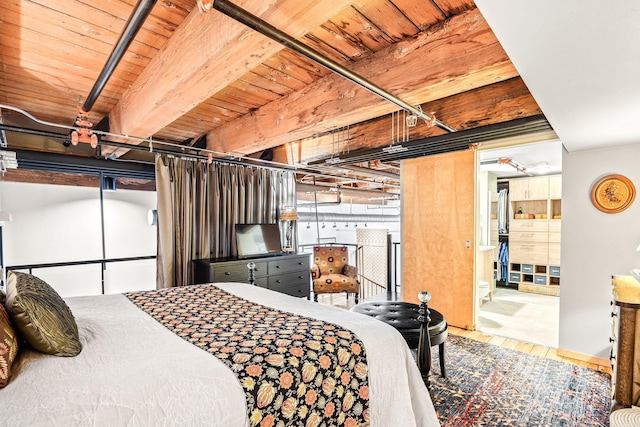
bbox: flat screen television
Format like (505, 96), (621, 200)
(235, 223), (284, 258)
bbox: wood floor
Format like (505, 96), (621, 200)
(447, 325), (612, 375)
(315, 292), (612, 375)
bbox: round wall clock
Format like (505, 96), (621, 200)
(590, 174), (636, 214)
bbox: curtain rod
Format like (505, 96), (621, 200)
(0, 104), (398, 188)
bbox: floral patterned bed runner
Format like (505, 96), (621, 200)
(126, 284), (370, 426)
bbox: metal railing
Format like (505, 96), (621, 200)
(6, 255), (156, 294)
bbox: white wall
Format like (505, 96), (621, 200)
(1, 181), (157, 297)
(561, 143), (640, 359)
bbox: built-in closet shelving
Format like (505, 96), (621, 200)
(507, 175), (562, 296)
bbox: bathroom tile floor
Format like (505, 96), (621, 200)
(478, 286), (559, 348)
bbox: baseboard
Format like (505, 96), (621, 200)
(556, 348), (610, 367)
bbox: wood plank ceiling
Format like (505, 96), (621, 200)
(0, 0), (547, 197)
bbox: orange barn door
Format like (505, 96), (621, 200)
(401, 150), (476, 330)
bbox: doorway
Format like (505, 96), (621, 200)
(476, 140), (562, 348)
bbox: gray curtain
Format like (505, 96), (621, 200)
(155, 154), (296, 289)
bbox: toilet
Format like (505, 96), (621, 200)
(478, 280), (492, 306)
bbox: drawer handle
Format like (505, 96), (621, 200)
(521, 244), (535, 248)
(276, 280), (281, 283)
(276, 265), (281, 269)
(225, 272), (231, 276)
(298, 276), (304, 279)
(298, 262), (304, 265)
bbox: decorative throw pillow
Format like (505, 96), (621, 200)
(0, 301), (19, 387)
(5, 271), (82, 357)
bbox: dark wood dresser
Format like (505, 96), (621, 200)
(611, 275), (640, 412)
(192, 253), (311, 299)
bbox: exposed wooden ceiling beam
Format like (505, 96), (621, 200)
(206, 8), (518, 156)
(105, 0), (358, 155)
(273, 77), (542, 165)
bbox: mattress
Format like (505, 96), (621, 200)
(0, 282), (438, 426)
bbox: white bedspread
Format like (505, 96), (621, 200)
(0, 283), (439, 426)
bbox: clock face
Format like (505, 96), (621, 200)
(591, 174), (636, 214)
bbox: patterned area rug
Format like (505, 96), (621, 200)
(422, 335), (611, 426)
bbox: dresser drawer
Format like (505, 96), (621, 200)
(510, 231), (548, 243)
(268, 271), (310, 297)
(549, 266), (561, 277)
(268, 255), (310, 274)
(510, 220), (549, 233)
(272, 282), (310, 298)
(534, 275), (547, 285)
(214, 261), (267, 282)
(509, 244), (548, 265)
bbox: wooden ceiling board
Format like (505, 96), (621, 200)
(1, 75), (102, 110)
(0, 25), (147, 82)
(301, 33), (356, 64)
(433, 0), (477, 16)
(107, 0), (360, 143)
(249, 64), (306, 93)
(0, 47), (134, 94)
(352, 0), (420, 42)
(0, 79), (110, 124)
(204, 96), (253, 115)
(27, 0), (172, 50)
(239, 71), (294, 97)
(0, 63), (125, 124)
(0, 33), (151, 85)
(2, 0), (546, 191)
(151, 120), (207, 142)
(389, 0), (447, 30)
(325, 7), (394, 52)
(317, 21), (372, 62)
(207, 9), (517, 155)
(305, 25), (369, 62)
(262, 51), (329, 84)
(214, 84), (274, 110)
(71, 0), (184, 39)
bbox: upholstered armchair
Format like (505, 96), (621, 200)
(311, 246), (360, 303)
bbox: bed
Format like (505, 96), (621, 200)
(1, 276), (438, 426)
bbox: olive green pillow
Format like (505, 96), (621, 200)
(0, 301), (19, 387)
(5, 271), (81, 357)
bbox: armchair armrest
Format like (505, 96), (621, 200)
(311, 263), (320, 279)
(343, 264), (358, 279)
